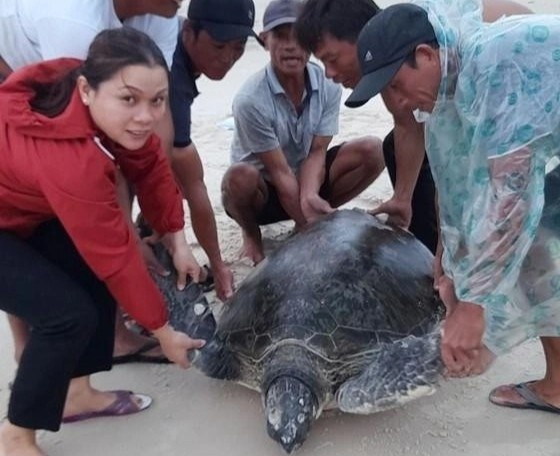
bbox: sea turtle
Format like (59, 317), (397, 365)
(152, 209), (444, 453)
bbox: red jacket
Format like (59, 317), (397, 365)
(0, 59), (184, 330)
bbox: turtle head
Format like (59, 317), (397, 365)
(264, 376), (318, 454)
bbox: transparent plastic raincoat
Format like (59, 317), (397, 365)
(414, 0), (560, 354)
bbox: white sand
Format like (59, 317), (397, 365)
(1, 0), (559, 454)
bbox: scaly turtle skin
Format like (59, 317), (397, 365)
(148, 244), (216, 344)
(155, 209), (444, 453)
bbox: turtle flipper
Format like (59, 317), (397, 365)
(336, 331), (442, 414)
(193, 337), (240, 380)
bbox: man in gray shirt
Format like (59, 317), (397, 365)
(222, 0), (383, 264)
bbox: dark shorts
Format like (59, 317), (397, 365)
(256, 144), (341, 225)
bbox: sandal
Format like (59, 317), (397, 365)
(489, 381), (560, 414)
(62, 390), (152, 423)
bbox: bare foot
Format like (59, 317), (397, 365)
(0, 421), (44, 456)
(239, 236), (264, 265)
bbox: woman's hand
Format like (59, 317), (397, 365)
(161, 230), (201, 290)
(152, 323), (206, 368)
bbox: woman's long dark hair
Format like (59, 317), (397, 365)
(29, 27), (169, 118)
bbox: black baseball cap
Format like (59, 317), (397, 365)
(262, 0), (302, 33)
(345, 3), (437, 108)
(188, 0), (259, 42)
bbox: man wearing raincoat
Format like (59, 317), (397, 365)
(346, 0), (560, 414)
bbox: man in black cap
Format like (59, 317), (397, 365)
(294, 0), (532, 256)
(347, 1), (560, 417)
(222, 0), (383, 265)
(165, 0), (261, 300)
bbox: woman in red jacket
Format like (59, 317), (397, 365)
(0, 28), (205, 456)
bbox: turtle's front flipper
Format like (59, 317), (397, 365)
(193, 337), (240, 380)
(336, 331), (442, 414)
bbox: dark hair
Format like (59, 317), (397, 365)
(294, 0), (381, 53)
(29, 27), (169, 117)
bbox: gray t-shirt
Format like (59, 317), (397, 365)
(230, 62), (341, 174)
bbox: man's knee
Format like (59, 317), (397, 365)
(222, 163), (261, 205)
(346, 135), (385, 177)
(363, 136), (385, 175)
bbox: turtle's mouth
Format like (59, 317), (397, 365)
(264, 376), (318, 454)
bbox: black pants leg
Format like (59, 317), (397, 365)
(0, 221), (116, 431)
(382, 129), (438, 254)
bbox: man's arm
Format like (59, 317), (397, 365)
(392, 111), (425, 204)
(481, 0), (532, 22)
(371, 94), (425, 228)
(298, 135), (335, 222)
(258, 149), (307, 227)
(440, 147), (535, 375)
(114, 167), (167, 276)
(170, 143), (234, 300)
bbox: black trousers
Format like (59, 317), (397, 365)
(382, 129), (438, 254)
(0, 221), (116, 431)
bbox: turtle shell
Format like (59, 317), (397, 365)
(218, 209), (442, 364)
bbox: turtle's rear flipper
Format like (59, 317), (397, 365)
(336, 331), (442, 414)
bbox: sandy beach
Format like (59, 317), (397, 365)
(1, 0), (559, 454)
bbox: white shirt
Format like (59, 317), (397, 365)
(0, 0), (178, 69)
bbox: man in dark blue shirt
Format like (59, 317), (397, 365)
(167, 0), (260, 300)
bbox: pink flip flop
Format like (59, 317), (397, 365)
(62, 390), (152, 424)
